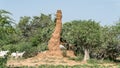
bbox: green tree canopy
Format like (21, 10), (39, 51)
(62, 20), (101, 61)
(0, 10), (15, 46)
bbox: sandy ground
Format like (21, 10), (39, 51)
(7, 50), (84, 67)
(7, 50), (117, 67)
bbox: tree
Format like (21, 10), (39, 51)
(29, 14), (55, 46)
(105, 21), (120, 60)
(17, 16), (31, 39)
(62, 20), (101, 61)
(11, 14), (55, 57)
(0, 10), (15, 46)
(90, 24), (120, 61)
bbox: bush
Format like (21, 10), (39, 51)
(1, 42), (48, 58)
(87, 59), (101, 64)
(0, 56), (8, 68)
(14, 42), (38, 58)
(23, 43), (48, 58)
(37, 43), (48, 51)
(62, 50), (67, 57)
(1, 44), (17, 52)
(90, 43), (120, 61)
(68, 56), (83, 61)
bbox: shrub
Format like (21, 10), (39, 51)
(87, 59), (101, 64)
(62, 50), (67, 57)
(1, 44), (18, 52)
(68, 56), (83, 61)
(0, 56), (8, 68)
(1, 42), (49, 58)
(37, 43), (48, 51)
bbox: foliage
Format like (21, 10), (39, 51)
(90, 25), (120, 60)
(0, 10), (15, 46)
(0, 56), (8, 68)
(0, 10), (55, 58)
(68, 56), (83, 61)
(62, 20), (101, 61)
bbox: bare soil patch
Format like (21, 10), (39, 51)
(7, 50), (83, 67)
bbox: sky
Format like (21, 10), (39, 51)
(0, 0), (120, 26)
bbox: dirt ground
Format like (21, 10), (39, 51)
(7, 50), (118, 67)
(7, 50), (84, 67)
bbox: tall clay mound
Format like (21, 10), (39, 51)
(46, 10), (63, 56)
(48, 10), (62, 51)
(28, 10), (76, 57)
(47, 10), (75, 57)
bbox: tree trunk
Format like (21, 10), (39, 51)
(83, 48), (90, 61)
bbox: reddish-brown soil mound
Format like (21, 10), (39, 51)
(37, 50), (76, 58)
